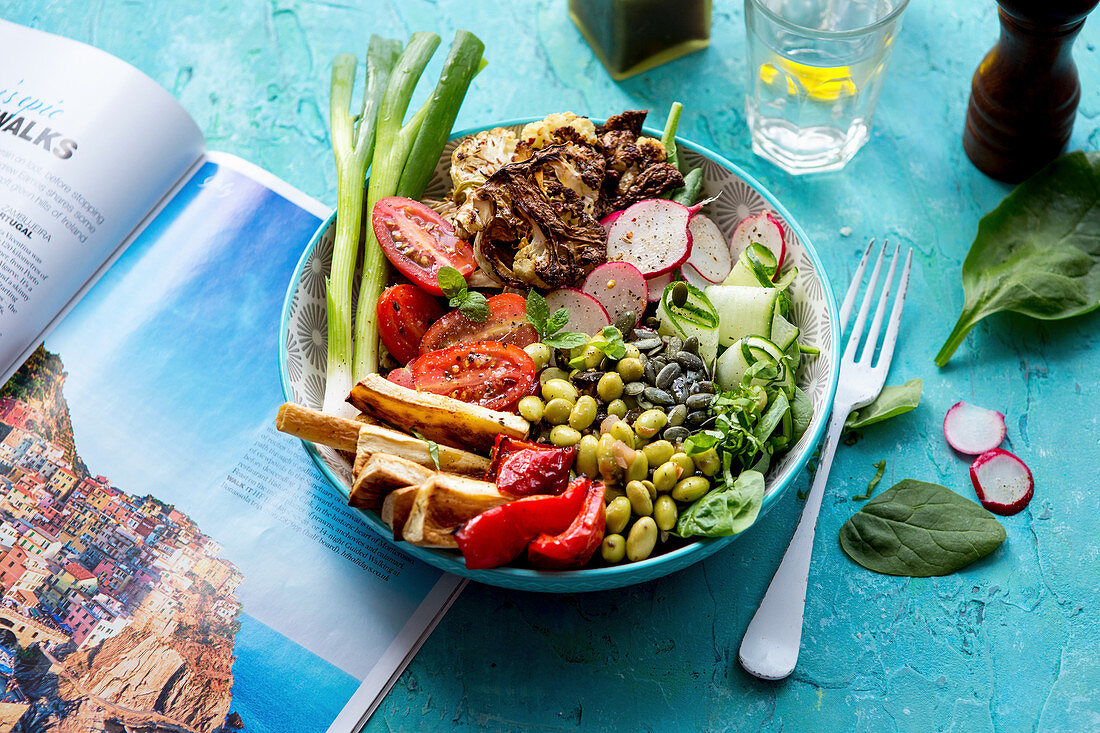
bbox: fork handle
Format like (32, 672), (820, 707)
(738, 403), (852, 680)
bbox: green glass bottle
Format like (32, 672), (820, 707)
(569, 0), (712, 81)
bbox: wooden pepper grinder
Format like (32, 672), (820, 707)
(963, 0), (1098, 182)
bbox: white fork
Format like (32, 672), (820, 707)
(738, 240), (914, 681)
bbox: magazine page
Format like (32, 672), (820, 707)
(0, 20), (205, 382)
(0, 155), (461, 732)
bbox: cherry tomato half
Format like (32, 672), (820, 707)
(374, 197), (476, 295)
(376, 284), (445, 364)
(408, 342), (537, 411)
(387, 367), (415, 388)
(419, 293), (538, 356)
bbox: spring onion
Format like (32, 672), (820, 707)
(323, 39), (399, 417)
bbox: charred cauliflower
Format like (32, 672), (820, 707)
(450, 127), (518, 204)
(514, 112), (598, 161)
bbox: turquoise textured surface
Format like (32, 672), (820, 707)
(13, 2), (1100, 731)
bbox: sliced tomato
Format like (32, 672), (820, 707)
(419, 293), (538, 355)
(408, 342), (536, 411)
(376, 284), (445, 364)
(374, 197), (477, 295)
(387, 367), (415, 388)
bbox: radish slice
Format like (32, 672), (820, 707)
(606, 199), (692, 277)
(943, 401), (1007, 455)
(680, 263), (715, 290)
(970, 448), (1034, 516)
(686, 194), (721, 217)
(731, 212), (785, 274)
(545, 288), (610, 335)
(645, 272), (675, 303)
(600, 210), (622, 235)
(582, 262), (647, 327)
(686, 214), (733, 283)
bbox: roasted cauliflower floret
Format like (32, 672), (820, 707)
(450, 127), (518, 204)
(514, 112), (598, 161)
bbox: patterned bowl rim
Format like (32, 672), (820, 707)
(279, 119), (841, 592)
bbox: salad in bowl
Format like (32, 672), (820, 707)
(277, 33), (838, 592)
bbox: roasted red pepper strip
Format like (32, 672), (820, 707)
(455, 478), (591, 569)
(487, 435), (574, 497)
(528, 482), (607, 569)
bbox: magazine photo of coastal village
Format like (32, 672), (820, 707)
(0, 346), (244, 732)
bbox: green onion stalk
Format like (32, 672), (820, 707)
(323, 39), (399, 417)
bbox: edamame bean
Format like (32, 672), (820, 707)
(623, 343), (642, 360)
(579, 344), (604, 369)
(597, 433), (619, 479)
(569, 395), (598, 430)
(616, 357), (645, 382)
(604, 484), (625, 502)
(609, 420), (636, 449)
(654, 495), (678, 531)
(601, 534), (626, 563)
(626, 451), (649, 482)
(642, 440), (675, 467)
(576, 435), (599, 477)
(641, 480), (657, 499)
(672, 475), (711, 502)
(634, 409), (668, 440)
(652, 462), (679, 493)
(597, 372), (624, 402)
(693, 447), (721, 477)
(549, 425), (582, 447)
(605, 496), (632, 534)
(626, 517), (658, 562)
(517, 396), (544, 423)
(524, 342), (552, 370)
(539, 367), (570, 384)
(543, 398), (574, 425)
(670, 452), (695, 475)
(542, 378), (578, 403)
(626, 480), (653, 516)
(750, 386), (768, 413)
(607, 399), (628, 418)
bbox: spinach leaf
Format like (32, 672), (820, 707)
(790, 386), (814, 442)
(839, 479), (1006, 576)
(936, 151), (1100, 366)
(674, 470), (765, 538)
(845, 378), (923, 430)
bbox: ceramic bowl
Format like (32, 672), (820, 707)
(279, 121), (840, 592)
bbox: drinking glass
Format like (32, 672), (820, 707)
(744, 0), (909, 174)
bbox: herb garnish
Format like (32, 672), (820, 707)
(525, 291), (588, 349)
(412, 430), (441, 470)
(853, 460), (886, 500)
(437, 266), (488, 322)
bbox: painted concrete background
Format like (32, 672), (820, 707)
(10, 2), (1100, 731)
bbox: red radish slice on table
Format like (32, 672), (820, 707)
(731, 212), (786, 275)
(606, 199), (692, 277)
(582, 262), (647, 327)
(645, 272), (675, 303)
(943, 401), (1006, 455)
(545, 288), (610, 335)
(600, 210), (623, 235)
(680, 263), (715, 290)
(970, 448), (1034, 515)
(686, 214), (733, 283)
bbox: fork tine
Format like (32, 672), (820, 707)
(858, 242), (900, 364)
(874, 248), (914, 377)
(843, 240), (888, 361)
(839, 238), (875, 328)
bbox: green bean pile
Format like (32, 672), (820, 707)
(518, 324), (722, 565)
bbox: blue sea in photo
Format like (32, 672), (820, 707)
(229, 613), (360, 733)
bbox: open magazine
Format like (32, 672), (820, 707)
(0, 19), (463, 733)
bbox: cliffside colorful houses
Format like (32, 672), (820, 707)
(0, 397), (242, 651)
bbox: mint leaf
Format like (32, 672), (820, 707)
(597, 326), (627, 360)
(546, 308), (570, 334)
(458, 291), (489, 322)
(543, 331), (588, 350)
(437, 266), (468, 299)
(525, 291), (550, 336)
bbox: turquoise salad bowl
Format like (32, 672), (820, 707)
(279, 120), (841, 593)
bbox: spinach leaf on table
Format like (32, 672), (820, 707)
(839, 479), (1006, 576)
(674, 470), (765, 538)
(936, 151), (1100, 366)
(845, 378), (923, 430)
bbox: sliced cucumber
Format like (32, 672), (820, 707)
(722, 243), (776, 287)
(770, 312), (800, 352)
(656, 282), (720, 366)
(715, 336), (795, 392)
(705, 285), (780, 347)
